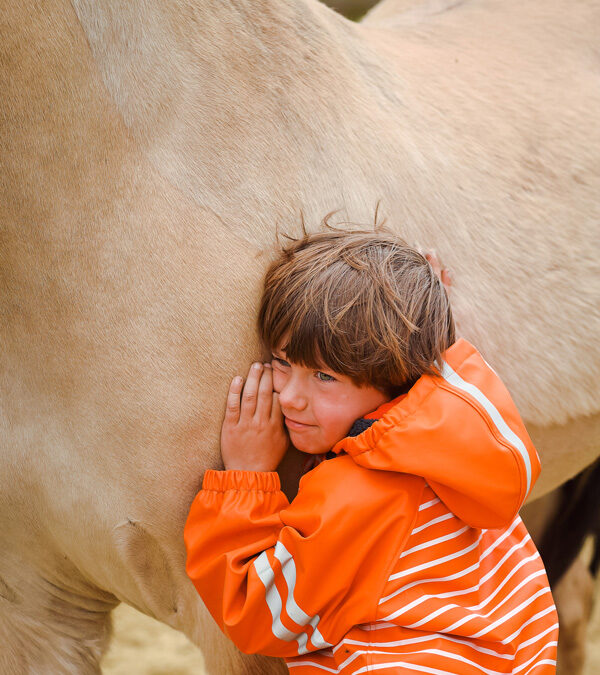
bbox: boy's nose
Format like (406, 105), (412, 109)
(278, 380), (308, 411)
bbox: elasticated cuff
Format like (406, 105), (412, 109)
(202, 469), (281, 493)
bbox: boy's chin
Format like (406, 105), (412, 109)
(289, 435), (327, 456)
(301, 448), (328, 455)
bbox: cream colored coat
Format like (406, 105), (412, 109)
(0, 0), (598, 673)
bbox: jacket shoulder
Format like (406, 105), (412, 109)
(308, 451), (412, 480)
(297, 454), (425, 524)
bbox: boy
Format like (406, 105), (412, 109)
(185, 230), (558, 674)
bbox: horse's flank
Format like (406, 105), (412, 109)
(73, 0), (599, 426)
(0, 0), (598, 672)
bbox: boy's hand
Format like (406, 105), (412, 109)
(221, 362), (289, 472)
(424, 250), (452, 292)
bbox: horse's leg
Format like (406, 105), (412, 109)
(521, 463), (600, 674)
(0, 560), (286, 675)
(552, 555), (594, 675)
(0, 564), (117, 675)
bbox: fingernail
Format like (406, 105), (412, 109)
(253, 362), (262, 370)
(263, 362), (271, 368)
(233, 376), (243, 385)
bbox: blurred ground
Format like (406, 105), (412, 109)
(101, 606), (206, 675)
(102, 586), (600, 675)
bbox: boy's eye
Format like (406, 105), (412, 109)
(272, 356), (290, 368)
(316, 371), (335, 382)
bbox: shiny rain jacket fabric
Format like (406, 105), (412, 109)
(184, 339), (558, 674)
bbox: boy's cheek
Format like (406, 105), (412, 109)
(272, 369), (284, 393)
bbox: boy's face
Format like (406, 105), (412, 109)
(271, 349), (389, 455)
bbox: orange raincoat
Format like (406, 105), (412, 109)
(185, 339), (558, 673)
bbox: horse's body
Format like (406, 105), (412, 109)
(1, 0), (598, 672)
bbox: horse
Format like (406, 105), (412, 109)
(1, 0), (598, 672)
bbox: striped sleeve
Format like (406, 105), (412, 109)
(184, 461), (423, 657)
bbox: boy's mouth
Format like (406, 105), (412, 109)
(284, 417), (314, 430)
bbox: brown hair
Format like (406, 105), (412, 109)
(258, 229), (455, 394)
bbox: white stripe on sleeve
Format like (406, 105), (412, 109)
(274, 542), (332, 650)
(253, 545), (332, 654)
(253, 552), (309, 653)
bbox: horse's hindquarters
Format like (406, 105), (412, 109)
(528, 414), (600, 500)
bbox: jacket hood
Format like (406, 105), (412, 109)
(332, 339), (541, 529)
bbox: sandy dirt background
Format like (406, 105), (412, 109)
(102, 584), (600, 675)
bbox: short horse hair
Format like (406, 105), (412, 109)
(258, 229), (455, 394)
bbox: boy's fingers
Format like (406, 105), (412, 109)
(424, 250), (441, 273)
(240, 362), (262, 417)
(271, 391), (283, 421)
(225, 376), (243, 421)
(255, 364), (273, 419)
(424, 250), (452, 293)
